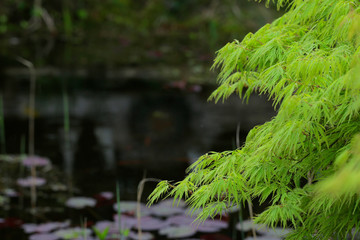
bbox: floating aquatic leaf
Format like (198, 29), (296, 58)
(4, 188), (18, 197)
(93, 220), (114, 232)
(128, 231), (154, 240)
(113, 214), (137, 229)
(54, 227), (92, 239)
(135, 216), (169, 231)
(22, 223), (37, 233)
(23, 156), (50, 167)
(195, 219), (228, 233)
(166, 214), (228, 233)
(99, 191), (113, 200)
(157, 198), (186, 208)
(22, 221), (70, 233)
(159, 225), (197, 238)
(236, 219), (266, 232)
(166, 215), (196, 226)
(113, 201), (150, 216)
(49, 183), (67, 192)
(65, 197), (96, 209)
(29, 233), (59, 240)
(257, 227), (292, 238)
(148, 204), (185, 217)
(17, 177), (46, 187)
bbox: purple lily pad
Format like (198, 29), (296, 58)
(148, 204), (185, 217)
(166, 215), (196, 226)
(93, 220), (125, 236)
(93, 220), (113, 232)
(236, 219), (266, 232)
(23, 156), (50, 167)
(4, 188), (18, 197)
(159, 226), (197, 238)
(256, 227), (292, 238)
(29, 233), (59, 240)
(135, 216), (169, 231)
(99, 191), (113, 200)
(65, 197), (96, 209)
(157, 198), (186, 208)
(128, 231), (154, 240)
(17, 177), (46, 187)
(54, 227), (92, 239)
(113, 214), (138, 229)
(113, 201), (150, 216)
(194, 219), (228, 232)
(22, 223), (37, 234)
(22, 221), (70, 233)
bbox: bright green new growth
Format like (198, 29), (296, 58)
(149, 0), (360, 239)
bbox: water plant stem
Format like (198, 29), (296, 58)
(19, 135), (26, 210)
(247, 200), (256, 240)
(116, 181), (123, 240)
(239, 208), (245, 240)
(16, 57), (37, 212)
(62, 86), (73, 194)
(137, 177), (163, 240)
(237, 123), (256, 239)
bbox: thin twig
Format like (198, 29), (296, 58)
(237, 123), (256, 239)
(16, 57), (37, 212)
(248, 200), (257, 240)
(137, 177), (163, 240)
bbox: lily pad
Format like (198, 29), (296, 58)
(113, 201), (150, 216)
(194, 219), (228, 233)
(17, 177), (46, 187)
(166, 215), (196, 226)
(159, 225), (197, 238)
(113, 214), (138, 229)
(65, 197), (96, 209)
(157, 198), (186, 208)
(54, 227), (92, 239)
(236, 219), (266, 232)
(128, 231), (154, 240)
(148, 204), (185, 217)
(135, 216), (169, 231)
(4, 188), (18, 197)
(257, 227), (293, 238)
(23, 156), (50, 167)
(29, 233), (59, 240)
(23, 221), (70, 233)
(99, 191), (113, 200)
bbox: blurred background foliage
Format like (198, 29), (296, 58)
(0, 0), (280, 68)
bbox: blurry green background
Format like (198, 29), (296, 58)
(0, 0), (280, 70)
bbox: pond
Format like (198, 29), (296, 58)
(0, 71), (277, 240)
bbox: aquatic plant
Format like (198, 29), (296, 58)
(17, 177), (46, 187)
(92, 226), (109, 240)
(65, 197), (96, 209)
(149, 0), (360, 239)
(22, 156), (50, 168)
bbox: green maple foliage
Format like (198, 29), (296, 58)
(149, 0), (360, 239)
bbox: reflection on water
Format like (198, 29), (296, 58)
(2, 76), (275, 199)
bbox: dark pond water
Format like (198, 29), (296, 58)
(0, 72), (276, 239)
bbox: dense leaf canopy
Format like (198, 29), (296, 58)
(149, 0), (360, 239)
